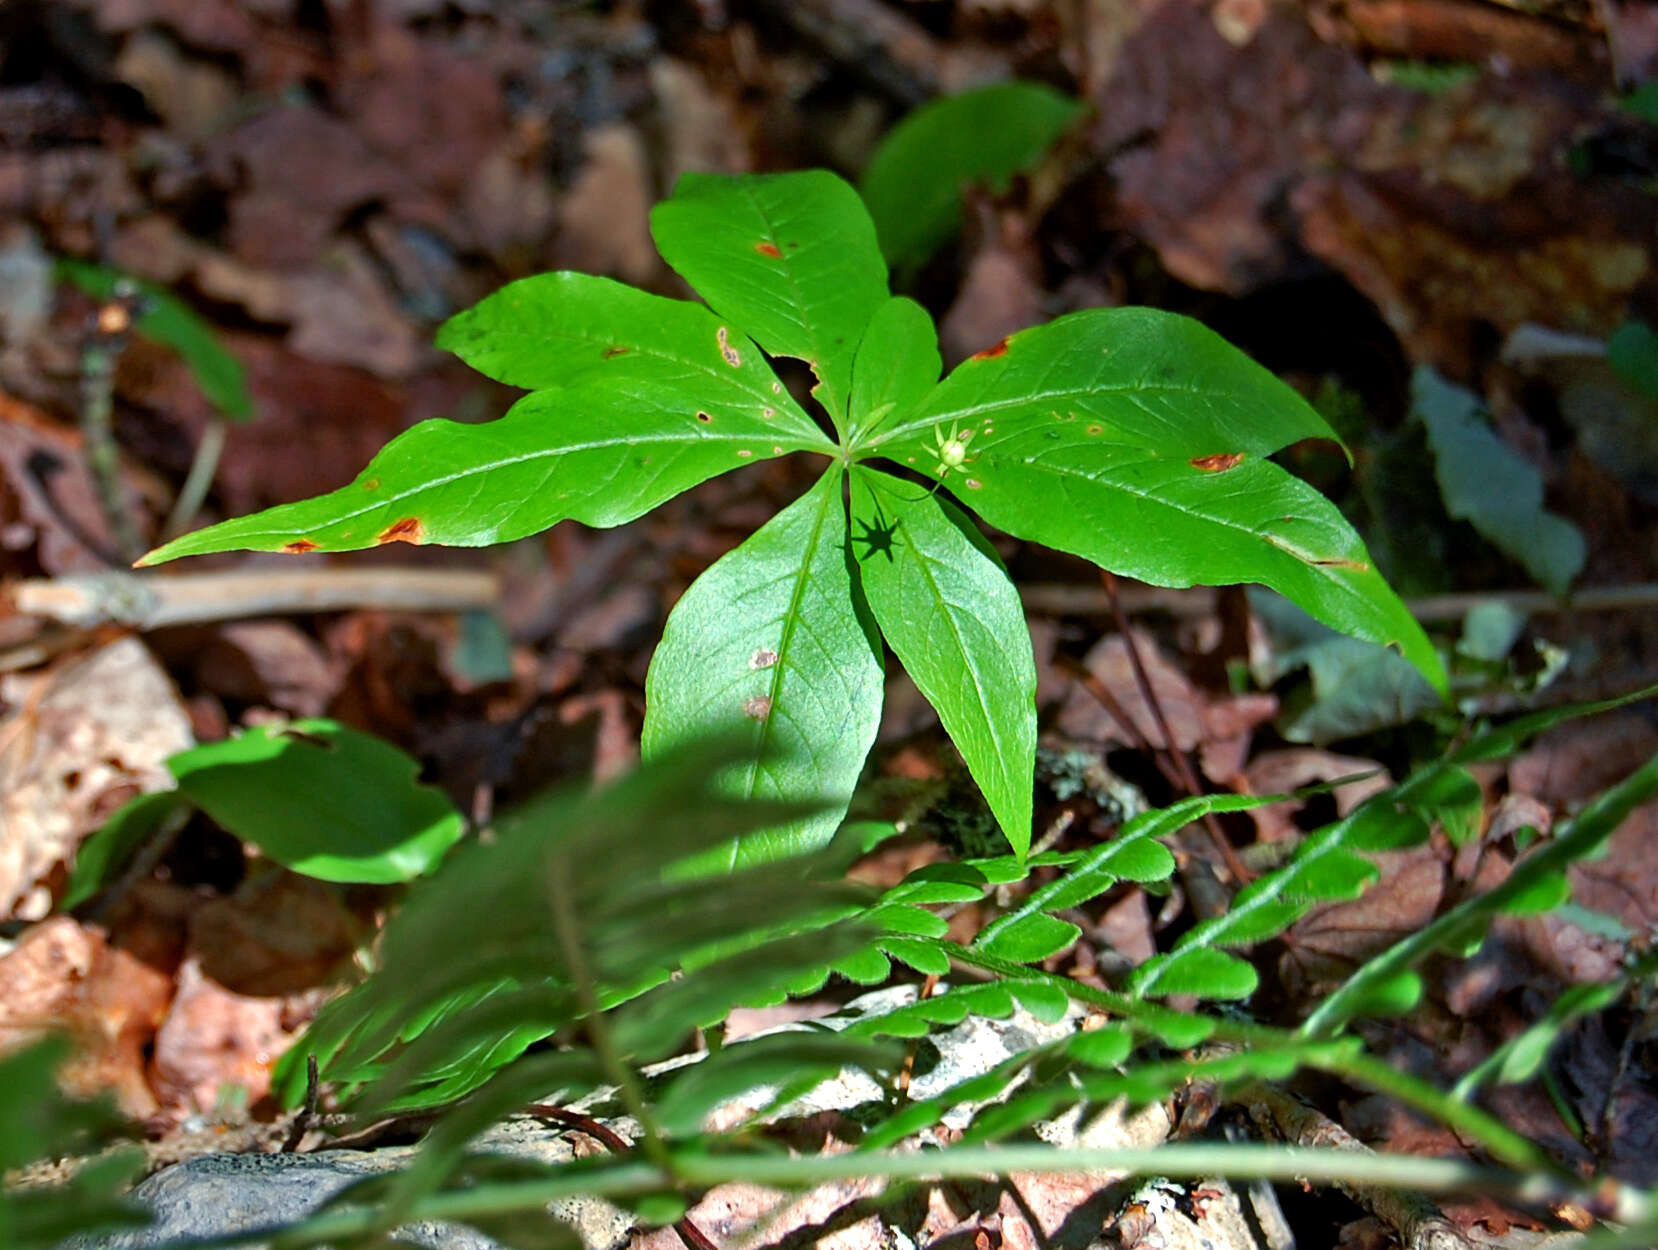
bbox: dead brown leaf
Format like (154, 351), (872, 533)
(206, 105), (419, 270)
(0, 909), (180, 1118)
(939, 205), (1045, 368)
(1509, 711), (1658, 808)
(150, 955), (299, 1117)
(189, 869), (361, 998)
(552, 124), (657, 286)
(0, 637), (194, 921)
(1055, 626), (1276, 783)
(0, 390), (158, 574)
(1244, 748), (1392, 842)
(335, 20), (506, 202)
(186, 621), (338, 719)
(1279, 847), (1444, 1003)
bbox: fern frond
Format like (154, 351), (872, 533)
(971, 794), (1240, 962)
(1302, 752), (1658, 1037)
(1452, 951), (1655, 1099)
(1129, 764), (1480, 999)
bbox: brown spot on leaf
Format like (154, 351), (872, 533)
(743, 695), (773, 721)
(377, 517), (425, 545)
(1313, 556), (1371, 571)
(971, 337), (1010, 360)
(603, 345), (629, 359)
(1190, 452), (1246, 472)
(282, 539), (319, 554)
(717, 326), (741, 367)
(362, 478), (381, 491)
(696, 411), (713, 423)
(750, 648), (779, 669)
(755, 241), (782, 258)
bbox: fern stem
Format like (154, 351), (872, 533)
(1302, 753), (1658, 1038)
(1099, 570), (1253, 886)
(544, 846), (672, 1173)
(940, 941), (1555, 1174)
(194, 1143), (1652, 1250)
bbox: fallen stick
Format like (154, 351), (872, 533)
(10, 567), (500, 630)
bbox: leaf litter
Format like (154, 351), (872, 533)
(0, 1), (1656, 1245)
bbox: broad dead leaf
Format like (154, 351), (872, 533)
(0, 637), (193, 920)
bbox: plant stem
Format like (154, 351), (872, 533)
(80, 295), (145, 565)
(1099, 570), (1252, 886)
(156, 1142), (1648, 1250)
(544, 847), (672, 1173)
(941, 941), (1555, 1174)
(163, 419), (226, 540)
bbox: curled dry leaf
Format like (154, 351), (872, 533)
(1243, 748), (1392, 843)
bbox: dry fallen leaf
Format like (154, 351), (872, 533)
(0, 636), (194, 920)
(151, 955), (299, 1117)
(0, 909), (180, 1118)
(1244, 748), (1392, 843)
(552, 124), (656, 286)
(1056, 626), (1276, 782)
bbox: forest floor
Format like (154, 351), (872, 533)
(2, 3), (1658, 1248)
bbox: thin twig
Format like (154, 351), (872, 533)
(1236, 1075), (1474, 1250)
(280, 1055), (321, 1154)
(1099, 571), (1252, 886)
(12, 568), (500, 630)
(1019, 580), (1658, 624)
(525, 1105), (718, 1250)
(1052, 653), (1182, 792)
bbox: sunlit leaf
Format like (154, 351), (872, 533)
(645, 468), (884, 865)
(168, 718), (463, 884)
(651, 170), (887, 427)
(851, 467), (1037, 855)
(868, 309), (1445, 694)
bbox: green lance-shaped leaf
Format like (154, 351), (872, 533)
(434, 272), (822, 448)
(644, 467), (884, 866)
(851, 466), (1037, 856)
(1412, 366), (1585, 597)
(140, 372), (823, 564)
(651, 170), (889, 431)
(860, 80), (1086, 272)
(167, 719), (464, 884)
(849, 296), (941, 442)
(867, 308), (1446, 695)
